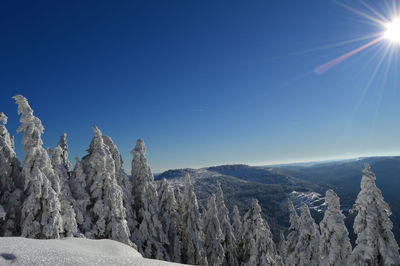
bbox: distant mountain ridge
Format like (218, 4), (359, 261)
(155, 156), (400, 244)
(155, 164), (328, 242)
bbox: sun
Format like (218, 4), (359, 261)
(384, 18), (400, 43)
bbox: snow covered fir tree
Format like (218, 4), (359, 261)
(1, 95), (400, 265)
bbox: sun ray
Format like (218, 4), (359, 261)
(359, 0), (390, 23)
(332, 0), (387, 25)
(373, 44), (394, 126)
(314, 36), (384, 74)
(353, 43), (391, 115)
(268, 33), (382, 63)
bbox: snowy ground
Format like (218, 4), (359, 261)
(0, 237), (184, 266)
(289, 190), (326, 212)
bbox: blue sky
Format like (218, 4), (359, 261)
(1, 1), (399, 172)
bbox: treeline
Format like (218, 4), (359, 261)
(0, 95), (399, 265)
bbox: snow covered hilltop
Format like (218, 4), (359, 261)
(1, 95), (400, 265)
(0, 237), (183, 266)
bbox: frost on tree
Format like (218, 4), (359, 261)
(216, 183), (238, 266)
(203, 194), (224, 266)
(131, 139), (169, 260)
(294, 204), (320, 266)
(70, 157), (91, 234)
(157, 178), (182, 263)
(319, 189), (351, 266)
(51, 135), (78, 237)
(0, 204), (5, 221)
(285, 199), (301, 266)
(0, 112), (22, 236)
(13, 95), (63, 239)
(232, 205), (242, 239)
(102, 136), (136, 232)
(81, 126), (132, 246)
(348, 163), (400, 266)
(278, 230), (287, 260)
(180, 173), (207, 265)
(239, 198), (279, 266)
(58, 133), (72, 171)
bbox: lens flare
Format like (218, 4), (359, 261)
(314, 1), (400, 75)
(384, 18), (400, 43)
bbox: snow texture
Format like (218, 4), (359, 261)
(51, 140), (78, 237)
(203, 194), (224, 266)
(157, 178), (182, 263)
(294, 204), (320, 266)
(319, 189), (351, 266)
(215, 183), (238, 266)
(0, 112), (22, 236)
(239, 198), (279, 266)
(284, 199), (301, 266)
(348, 163), (400, 266)
(13, 95), (63, 239)
(69, 157), (91, 234)
(81, 126), (132, 246)
(180, 174), (207, 265)
(232, 205), (242, 240)
(103, 135), (137, 232)
(0, 237), (184, 266)
(131, 139), (169, 260)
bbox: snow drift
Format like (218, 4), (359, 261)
(0, 237), (184, 266)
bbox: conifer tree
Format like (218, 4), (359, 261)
(278, 230), (287, 259)
(103, 136), (136, 231)
(131, 139), (169, 260)
(0, 112), (22, 236)
(81, 126), (132, 246)
(294, 204), (320, 266)
(216, 183), (238, 266)
(181, 173), (207, 265)
(13, 95), (63, 239)
(158, 178), (182, 263)
(349, 163), (400, 266)
(51, 144), (78, 237)
(319, 189), (351, 266)
(58, 133), (72, 171)
(232, 205), (242, 239)
(285, 199), (301, 265)
(240, 199), (279, 266)
(70, 157), (91, 234)
(204, 194), (225, 266)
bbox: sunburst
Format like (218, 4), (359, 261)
(385, 18), (400, 43)
(315, 1), (400, 74)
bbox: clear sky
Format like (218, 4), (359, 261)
(1, 1), (400, 172)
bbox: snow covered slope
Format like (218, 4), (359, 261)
(0, 237), (184, 266)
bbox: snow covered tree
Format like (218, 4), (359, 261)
(294, 204), (320, 266)
(157, 178), (182, 262)
(0, 112), (22, 236)
(103, 136), (136, 232)
(319, 189), (351, 266)
(81, 126), (132, 246)
(180, 173), (207, 265)
(285, 199), (301, 266)
(348, 163), (400, 266)
(216, 183), (238, 266)
(69, 157), (91, 234)
(203, 194), (225, 266)
(13, 95), (63, 239)
(278, 230), (287, 259)
(239, 198), (279, 266)
(51, 142), (78, 237)
(58, 133), (72, 171)
(0, 204), (5, 221)
(131, 139), (169, 260)
(232, 205), (242, 239)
